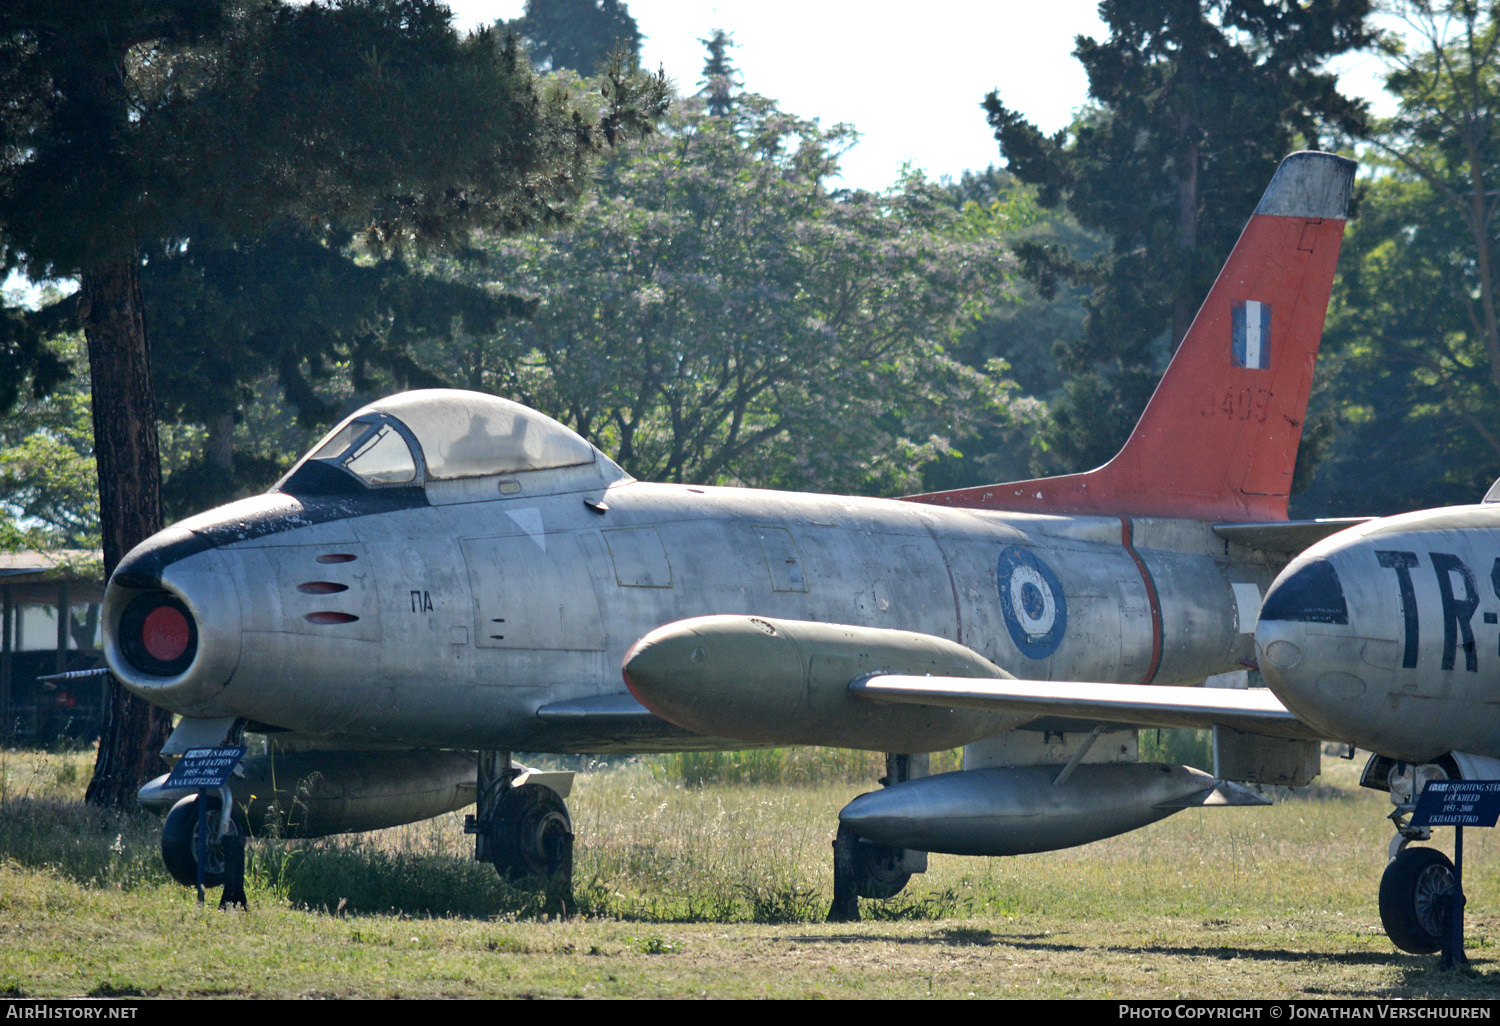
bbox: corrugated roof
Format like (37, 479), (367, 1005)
(0, 551), (103, 582)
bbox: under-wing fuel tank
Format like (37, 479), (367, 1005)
(838, 763), (1265, 856)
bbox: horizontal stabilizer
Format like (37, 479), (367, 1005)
(851, 675), (1326, 741)
(1212, 517), (1371, 554)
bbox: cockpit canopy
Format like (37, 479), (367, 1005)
(278, 390), (609, 491)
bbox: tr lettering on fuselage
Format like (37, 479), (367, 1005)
(1374, 549), (1490, 672)
(1259, 503), (1500, 765)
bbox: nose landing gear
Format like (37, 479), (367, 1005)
(161, 792), (243, 888)
(160, 790), (249, 909)
(1375, 758), (1473, 964)
(1379, 845), (1457, 955)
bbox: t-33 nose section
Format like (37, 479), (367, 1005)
(1256, 552), (1357, 737)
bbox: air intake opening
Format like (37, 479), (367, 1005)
(119, 593), (199, 677)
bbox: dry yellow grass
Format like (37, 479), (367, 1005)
(2, 747), (1498, 997)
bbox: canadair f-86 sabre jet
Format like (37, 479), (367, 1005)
(103, 150), (1464, 950)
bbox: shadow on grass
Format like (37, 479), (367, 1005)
(261, 840), (837, 924)
(0, 796), (843, 924)
(259, 840), (571, 919)
(794, 927), (1499, 989)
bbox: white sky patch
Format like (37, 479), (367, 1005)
(445, 0), (1106, 191)
(444, 0), (1404, 193)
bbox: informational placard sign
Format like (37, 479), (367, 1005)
(1410, 779), (1500, 828)
(163, 746), (246, 790)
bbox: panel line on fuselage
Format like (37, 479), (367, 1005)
(1120, 517), (1164, 685)
(919, 516), (965, 646)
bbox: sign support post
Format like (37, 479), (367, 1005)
(1411, 779), (1500, 968)
(162, 746), (247, 908)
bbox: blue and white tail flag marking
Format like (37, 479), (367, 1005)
(1231, 300), (1271, 369)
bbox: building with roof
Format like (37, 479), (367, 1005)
(0, 551), (106, 743)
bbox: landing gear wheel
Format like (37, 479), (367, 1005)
(851, 839), (911, 900)
(488, 783), (572, 888)
(1379, 846), (1455, 954)
(161, 794), (244, 888)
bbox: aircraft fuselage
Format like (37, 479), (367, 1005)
(1258, 504), (1500, 763)
(107, 461), (1284, 753)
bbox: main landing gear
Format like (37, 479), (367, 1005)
(828, 753), (929, 922)
(467, 751), (574, 911)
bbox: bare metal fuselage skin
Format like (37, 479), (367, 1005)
(105, 447), (1282, 753)
(1258, 504), (1500, 764)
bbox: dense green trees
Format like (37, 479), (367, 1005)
(142, 228), (537, 515)
(437, 94), (1028, 496)
(503, 0), (642, 72)
(1299, 0), (1500, 514)
(985, 0), (1373, 472)
(920, 168), (1106, 488)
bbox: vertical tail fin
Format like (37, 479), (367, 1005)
(908, 151), (1356, 522)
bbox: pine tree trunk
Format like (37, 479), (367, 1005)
(79, 251), (174, 809)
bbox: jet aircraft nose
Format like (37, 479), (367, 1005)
(1255, 552), (1368, 744)
(1253, 522), (1489, 764)
(104, 518), (244, 719)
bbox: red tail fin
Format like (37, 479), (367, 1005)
(908, 151), (1356, 522)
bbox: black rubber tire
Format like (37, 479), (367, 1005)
(851, 839), (911, 900)
(488, 783), (572, 887)
(1379, 847), (1455, 954)
(161, 794), (243, 888)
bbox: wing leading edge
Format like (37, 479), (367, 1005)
(850, 675), (1327, 742)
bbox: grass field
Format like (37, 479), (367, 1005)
(2, 746), (1498, 999)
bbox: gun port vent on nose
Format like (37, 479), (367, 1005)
(298, 581), (350, 594)
(305, 611), (360, 625)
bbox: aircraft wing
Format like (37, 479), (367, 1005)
(623, 614), (1332, 750)
(850, 675), (1327, 741)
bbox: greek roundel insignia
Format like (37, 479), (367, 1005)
(997, 546), (1067, 660)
